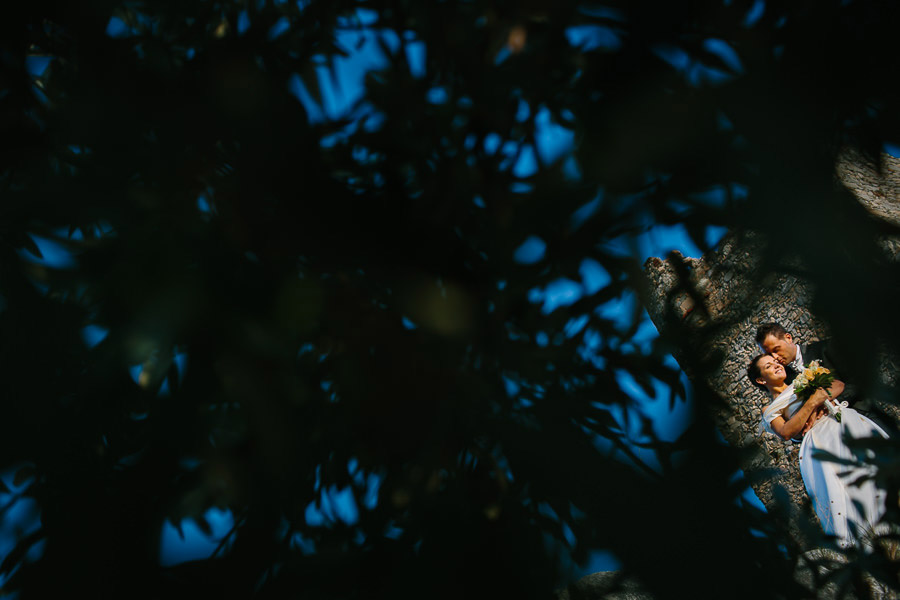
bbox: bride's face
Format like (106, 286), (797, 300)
(755, 355), (786, 387)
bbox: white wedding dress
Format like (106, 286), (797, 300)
(761, 385), (888, 547)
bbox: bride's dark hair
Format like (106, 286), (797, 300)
(747, 355), (768, 392)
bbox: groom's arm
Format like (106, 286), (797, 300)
(800, 406), (828, 435)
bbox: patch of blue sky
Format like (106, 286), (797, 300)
(0, 467), (42, 545)
(576, 549), (621, 576)
(644, 224), (704, 258)
(337, 7), (379, 27)
(158, 507), (234, 567)
(17, 234), (77, 269)
(615, 369), (692, 442)
(562, 156), (583, 181)
(361, 473), (382, 510)
(173, 351), (188, 381)
(81, 324), (110, 348)
(105, 16), (134, 38)
(493, 46), (512, 66)
(686, 63), (732, 86)
(743, 0), (766, 27)
(347, 457), (364, 484)
(513, 235), (546, 264)
(706, 225), (728, 248)
(654, 44), (690, 71)
(630, 314), (660, 351)
(564, 314), (589, 338)
(502, 374), (520, 397)
(405, 38), (426, 79)
(128, 364), (143, 385)
(237, 10), (251, 35)
(0, 490), (42, 588)
(196, 193), (215, 215)
(268, 16), (291, 40)
(533, 107), (575, 165)
(703, 39), (743, 73)
(580, 258), (611, 293)
(289, 74), (327, 124)
(653, 44), (735, 86)
(516, 99), (530, 122)
(689, 185), (728, 208)
(512, 144), (538, 178)
(597, 401), (674, 476)
(482, 114), (574, 177)
(51, 225), (84, 241)
(384, 521), (404, 539)
(527, 258), (611, 318)
(426, 86), (449, 104)
(570, 195), (602, 231)
(731, 182), (749, 200)
(884, 142), (900, 158)
(327, 28), (397, 113)
(305, 485), (359, 526)
(605, 222), (711, 262)
(595, 292), (634, 330)
(290, 531), (316, 554)
(25, 55), (52, 77)
(483, 132), (502, 155)
(129, 357), (182, 396)
(565, 24), (621, 52)
(289, 25), (394, 124)
(537, 279), (583, 315)
(31, 83), (50, 106)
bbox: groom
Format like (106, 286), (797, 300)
(754, 322), (847, 386)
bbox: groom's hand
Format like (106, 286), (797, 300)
(801, 407), (827, 435)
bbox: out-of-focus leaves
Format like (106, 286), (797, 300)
(12, 465), (35, 488)
(2, 0), (900, 598)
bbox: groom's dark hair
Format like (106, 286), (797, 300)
(755, 322), (789, 346)
(747, 355), (768, 391)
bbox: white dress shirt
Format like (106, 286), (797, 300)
(789, 343), (804, 372)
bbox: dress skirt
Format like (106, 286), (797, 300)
(798, 408), (888, 546)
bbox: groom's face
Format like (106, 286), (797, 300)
(761, 333), (797, 366)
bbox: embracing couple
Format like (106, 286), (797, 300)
(747, 323), (888, 548)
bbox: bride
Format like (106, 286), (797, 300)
(748, 354), (888, 547)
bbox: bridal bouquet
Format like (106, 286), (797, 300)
(793, 360), (841, 422)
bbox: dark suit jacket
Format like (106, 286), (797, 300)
(782, 339), (852, 442)
(784, 339), (845, 384)
(786, 338), (859, 412)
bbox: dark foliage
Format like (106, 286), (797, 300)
(2, 0), (900, 598)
